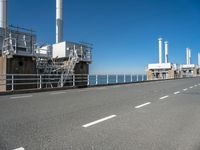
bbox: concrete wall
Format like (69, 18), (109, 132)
(0, 56), (6, 91)
(74, 62), (89, 87)
(7, 56), (37, 90)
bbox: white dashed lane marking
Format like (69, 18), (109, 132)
(183, 88), (188, 91)
(135, 102), (151, 109)
(174, 91), (180, 95)
(160, 95), (169, 100)
(13, 147), (25, 150)
(10, 95), (32, 99)
(82, 115), (117, 128)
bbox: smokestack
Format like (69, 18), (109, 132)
(188, 48), (191, 65)
(56, 0), (63, 43)
(164, 41), (169, 63)
(0, 0), (7, 28)
(198, 52), (200, 66)
(186, 48), (189, 65)
(158, 38), (163, 64)
(186, 48), (191, 65)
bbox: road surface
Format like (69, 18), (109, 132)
(0, 78), (200, 150)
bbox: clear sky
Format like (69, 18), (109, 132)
(9, 0), (200, 74)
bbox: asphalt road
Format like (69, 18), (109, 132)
(0, 78), (200, 150)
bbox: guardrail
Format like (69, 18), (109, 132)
(0, 74), (147, 91)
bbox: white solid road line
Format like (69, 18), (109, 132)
(13, 147), (25, 150)
(190, 86), (193, 89)
(50, 91), (66, 95)
(183, 88), (188, 91)
(82, 115), (117, 128)
(10, 95), (32, 99)
(174, 91), (180, 95)
(135, 102), (151, 109)
(160, 95), (169, 100)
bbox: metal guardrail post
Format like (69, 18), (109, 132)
(73, 74), (75, 87)
(61, 74), (64, 87)
(11, 75), (14, 91)
(124, 74), (126, 83)
(131, 75), (133, 82)
(107, 74), (109, 84)
(142, 74), (144, 81)
(137, 74), (139, 81)
(96, 75), (98, 85)
(87, 74), (90, 86)
(40, 75), (42, 89)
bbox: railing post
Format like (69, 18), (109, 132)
(40, 75), (42, 89)
(11, 75), (14, 91)
(87, 74), (90, 86)
(61, 74), (63, 87)
(130, 75), (132, 82)
(124, 74), (126, 83)
(107, 74), (109, 84)
(96, 75), (98, 85)
(137, 74), (139, 81)
(116, 75), (118, 83)
(73, 74), (75, 87)
(142, 74), (144, 81)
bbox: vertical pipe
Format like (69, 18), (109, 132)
(56, 0), (63, 43)
(186, 48), (189, 65)
(165, 41), (169, 63)
(188, 48), (191, 65)
(198, 53), (200, 66)
(0, 0), (7, 28)
(158, 38), (163, 64)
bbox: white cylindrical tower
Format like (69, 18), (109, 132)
(56, 0), (63, 43)
(164, 41), (169, 63)
(198, 52), (200, 66)
(186, 48), (189, 65)
(158, 38), (163, 64)
(0, 0), (7, 28)
(188, 48), (191, 65)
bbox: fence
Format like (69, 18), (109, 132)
(0, 74), (147, 91)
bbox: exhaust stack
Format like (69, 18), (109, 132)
(186, 48), (191, 65)
(0, 0), (7, 28)
(56, 0), (63, 43)
(158, 38), (162, 64)
(164, 41), (169, 63)
(198, 52), (200, 66)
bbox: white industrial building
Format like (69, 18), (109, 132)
(147, 38), (180, 80)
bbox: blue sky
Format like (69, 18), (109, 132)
(9, 0), (200, 74)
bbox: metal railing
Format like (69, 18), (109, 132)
(0, 74), (147, 91)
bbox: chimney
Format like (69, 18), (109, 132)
(198, 52), (200, 66)
(164, 41), (169, 63)
(56, 0), (63, 43)
(158, 38), (162, 64)
(0, 0), (7, 28)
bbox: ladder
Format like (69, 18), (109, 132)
(58, 48), (79, 87)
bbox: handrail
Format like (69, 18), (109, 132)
(0, 73), (148, 92)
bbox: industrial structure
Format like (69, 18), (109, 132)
(179, 48), (198, 77)
(147, 38), (180, 80)
(147, 38), (200, 80)
(0, 0), (92, 91)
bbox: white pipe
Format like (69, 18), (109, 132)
(158, 38), (162, 64)
(188, 48), (191, 65)
(0, 0), (7, 28)
(164, 41), (168, 63)
(198, 52), (200, 66)
(56, 0), (63, 43)
(186, 48), (189, 65)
